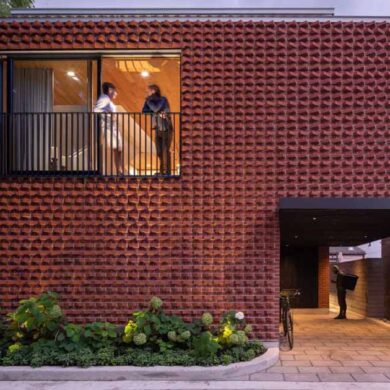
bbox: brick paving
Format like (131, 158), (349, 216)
(256, 309), (390, 382)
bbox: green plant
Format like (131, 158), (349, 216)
(192, 331), (220, 358)
(149, 296), (163, 311)
(201, 312), (213, 327)
(83, 322), (118, 349)
(124, 297), (192, 351)
(56, 324), (84, 352)
(0, 0), (34, 17)
(0, 292), (266, 368)
(218, 310), (251, 348)
(6, 292), (64, 344)
(56, 322), (119, 352)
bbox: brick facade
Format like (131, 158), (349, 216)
(1, 20), (390, 340)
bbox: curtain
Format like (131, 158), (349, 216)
(13, 68), (53, 171)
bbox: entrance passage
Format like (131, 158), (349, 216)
(279, 198), (390, 311)
(266, 309), (390, 382)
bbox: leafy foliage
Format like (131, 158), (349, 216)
(0, 0), (34, 17)
(0, 292), (266, 367)
(192, 331), (220, 358)
(6, 292), (64, 344)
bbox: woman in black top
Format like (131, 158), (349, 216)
(142, 84), (172, 175)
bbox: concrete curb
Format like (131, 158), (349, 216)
(0, 347), (278, 381)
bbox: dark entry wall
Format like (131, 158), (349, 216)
(280, 247), (318, 308)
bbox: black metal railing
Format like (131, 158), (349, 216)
(0, 112), (181, 177)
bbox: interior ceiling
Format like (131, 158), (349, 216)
(279, 198), (390, 247)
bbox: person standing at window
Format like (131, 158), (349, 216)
(94, 82), (123, 175)
(142, 84), (172, 175)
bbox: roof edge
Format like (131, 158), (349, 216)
(11, 7), (336, 17)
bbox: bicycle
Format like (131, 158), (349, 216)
(279, 289), (301, 350)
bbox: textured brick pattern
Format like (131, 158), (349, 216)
(1, 20), (390, 340)
(318, 247), (329, 309)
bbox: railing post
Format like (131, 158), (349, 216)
(96, 113), (101, 176)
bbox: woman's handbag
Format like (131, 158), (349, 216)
(154, 113), (172, 132)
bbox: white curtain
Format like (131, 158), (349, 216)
(13, 68), (53, 171)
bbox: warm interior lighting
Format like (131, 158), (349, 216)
(67, 71), (76, 77)
(141, 70), (150, 78)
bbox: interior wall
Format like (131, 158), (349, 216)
(383, 238), (390, 320)
(329, 258), (385, 317)
(280, 246), (318, 308)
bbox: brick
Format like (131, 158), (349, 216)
(266, 366), (299, 374)
(352, 374), (390, 382)
(250, 373), (283, 381)
(284, 374), (319, 382)
(318, 373), (355, 382)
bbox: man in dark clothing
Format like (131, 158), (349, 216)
(332, 265), (347, 319)
(142, 84), (172, 175)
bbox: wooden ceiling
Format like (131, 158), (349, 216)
(15, 57), (181, 113)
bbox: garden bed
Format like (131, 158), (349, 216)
(0, 348), (278, 381)
(0, 292), (268, 371)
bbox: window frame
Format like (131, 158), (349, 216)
(0, 50), (182, 178)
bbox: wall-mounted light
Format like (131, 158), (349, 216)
(141, 70), (150, 78)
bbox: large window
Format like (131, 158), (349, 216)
(2, 53), (181, 177)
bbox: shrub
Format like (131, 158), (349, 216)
(0, 292), (266, 368)
(192, 331), (220, 359)
(123, 297), (192, 351)
(6, 292), (64, 344)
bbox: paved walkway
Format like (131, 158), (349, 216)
(1, 381), (389, 390)
(263, 309), (390, 383)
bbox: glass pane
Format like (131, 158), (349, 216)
(101, 56), (180, 176)
(12, 59), (96, 173)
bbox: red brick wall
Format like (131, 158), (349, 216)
(318, 247), (329, 308)
(1, 20), (390, 341)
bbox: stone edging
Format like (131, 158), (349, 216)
(0, 347), (279, 381)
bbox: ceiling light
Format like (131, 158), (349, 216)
(348, 247), (354, 251)
(141, 70), (150, 78)
(67, 71), (76, 77)
(312, 217), (317, 221)
(72, 76), (79, 81)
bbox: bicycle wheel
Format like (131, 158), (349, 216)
(286, 310), (294, 349)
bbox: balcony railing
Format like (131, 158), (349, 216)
(0, 112), (181, 177)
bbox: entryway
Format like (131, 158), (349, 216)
(264, 309), (390, 382)
(276, 197), (390, 382)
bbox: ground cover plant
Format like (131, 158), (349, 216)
(0, 292), (266, 367)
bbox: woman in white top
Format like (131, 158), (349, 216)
(94, 82), (123, 175)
